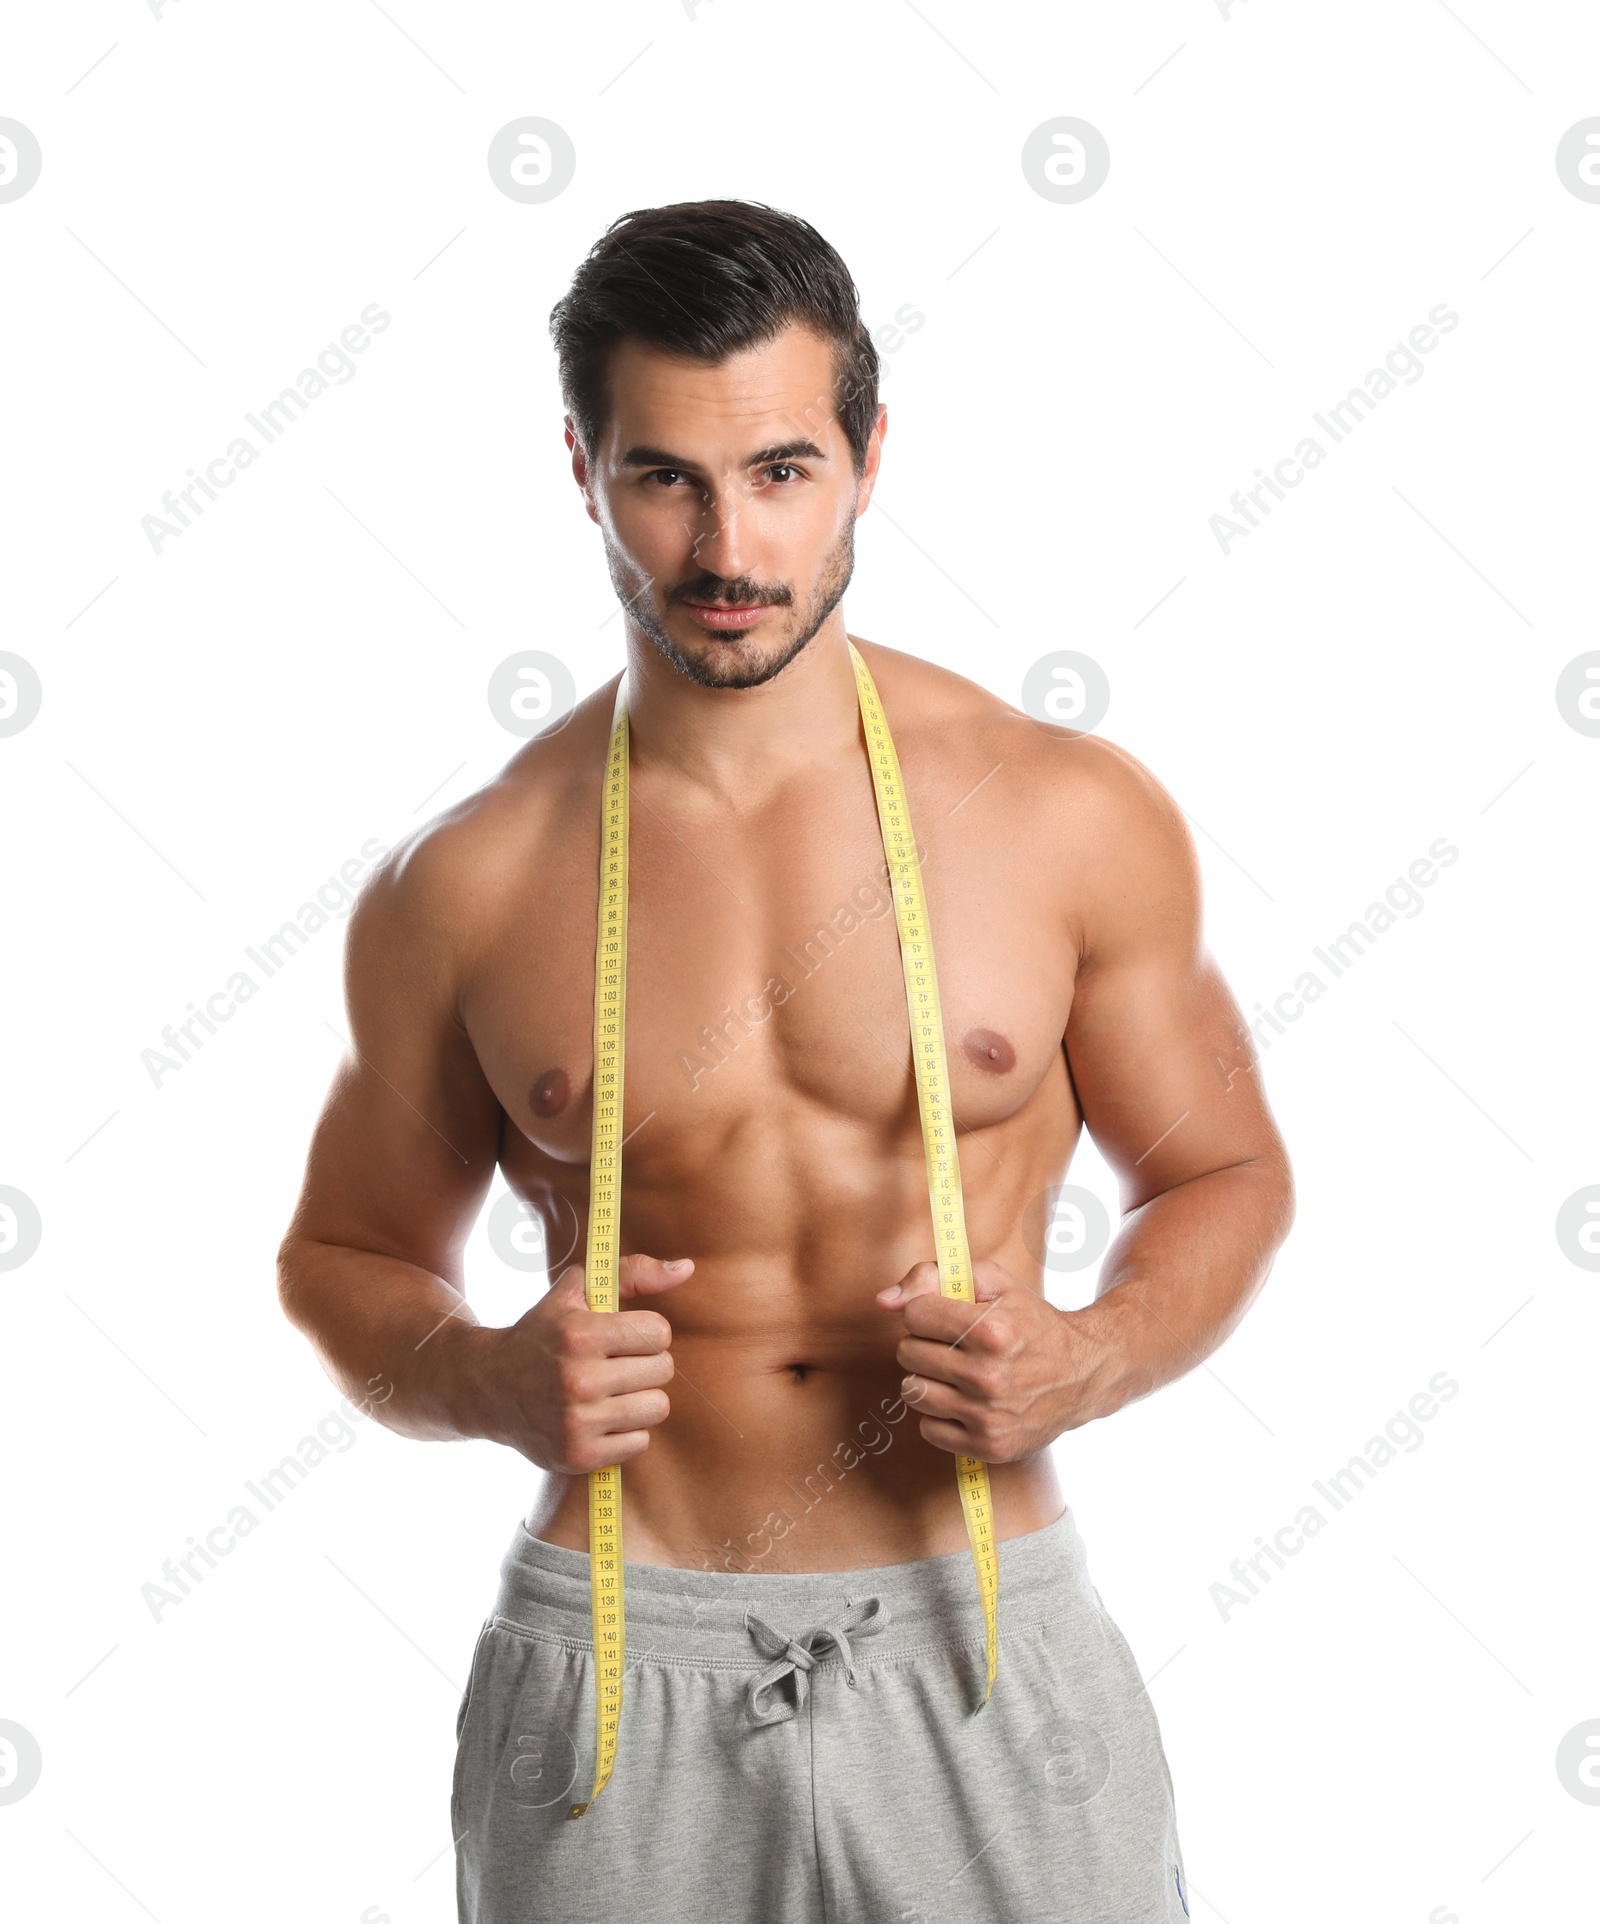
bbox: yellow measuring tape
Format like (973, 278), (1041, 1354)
(567, 676), (629, 1821)
(566, 646), (998, 1820)
(848, 640), (1000, 1712)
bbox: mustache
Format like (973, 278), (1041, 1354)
(669, 579), (793, 608)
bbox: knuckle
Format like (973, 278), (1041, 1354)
(556, 1359), (593, 1403)
(637, 1352), (673, 1388)
(555, 1319), (587, 1358)
(624, 1310), (670, 1351)
(964, 1359), (996, 1396)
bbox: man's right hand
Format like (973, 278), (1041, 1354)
(466, 1254), (695, 1472)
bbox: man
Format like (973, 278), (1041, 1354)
(277, 199), (1293, 1922)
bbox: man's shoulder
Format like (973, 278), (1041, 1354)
(353, 679), (618, 952)
(858, 636), (1185, 847)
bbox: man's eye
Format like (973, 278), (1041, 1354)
(643, 465), (802, 489)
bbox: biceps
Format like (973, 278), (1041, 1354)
(289, 1017), (503, 1282)
(1065, 945), (1271, 1209)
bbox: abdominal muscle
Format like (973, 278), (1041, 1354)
(521, 1139), (1071, 1574)
(524, 1341), (1068, 1574)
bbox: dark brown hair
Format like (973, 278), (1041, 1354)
(549, 199), (880, 475)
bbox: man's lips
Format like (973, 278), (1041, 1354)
(679, 600), (775, 630)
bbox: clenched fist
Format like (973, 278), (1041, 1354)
(472, 1254), (694, 1472)
(876, 1258), (1117, 1462)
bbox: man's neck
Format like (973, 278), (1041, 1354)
(620, 617), (867, 803)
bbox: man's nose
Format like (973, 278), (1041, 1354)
(686, 483), (753, 580)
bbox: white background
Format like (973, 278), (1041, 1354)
(3, 2), (1597, 1919)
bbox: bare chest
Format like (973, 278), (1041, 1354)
(463, 767), (1077, 1176)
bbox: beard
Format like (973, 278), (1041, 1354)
(603, 515), (856, 691)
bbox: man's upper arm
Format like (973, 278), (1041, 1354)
(282, 830), (505, 1289)
(1062, 739), (1283, 1211)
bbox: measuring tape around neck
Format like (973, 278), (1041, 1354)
(565, 647), (998, 1819)
(566, 676), (630, 1821)
(847, 640), (999, 1713)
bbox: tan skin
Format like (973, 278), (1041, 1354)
(277, 323), (1294, 1574)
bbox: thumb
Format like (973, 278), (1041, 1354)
(971, 1260), (1015, 1303)
(550, 1257), (694, 1304)
(877, 1260), (1011, 1307)
(547, 1261), (592, 1305)
(876, 1260), (942, 1308)
(618, 1253), (695, 1299)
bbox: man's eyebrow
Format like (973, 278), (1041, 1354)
(616, 438), (829, 472)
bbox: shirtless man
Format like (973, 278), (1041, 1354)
(277, 200), (1293, 1923)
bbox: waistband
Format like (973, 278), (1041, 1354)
(488, 1504), (1094, 1668)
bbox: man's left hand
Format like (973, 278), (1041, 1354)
(875, 1260), (1114, 1462)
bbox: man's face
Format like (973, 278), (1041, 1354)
(569, 323), (884, 689)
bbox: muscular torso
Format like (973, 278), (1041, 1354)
(451, 640), (1088, 1571)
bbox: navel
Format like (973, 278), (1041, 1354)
(962, 1028), (1016, 1074)
(530, 1068), (570, 1119)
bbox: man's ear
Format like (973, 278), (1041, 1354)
(565, 417), (599, 524)
(855, 402), (888, 515)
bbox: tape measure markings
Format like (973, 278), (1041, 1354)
(849, 641), (999, 1709)
(567, 678), (630, 1820)
(567, 649), (999, 1819)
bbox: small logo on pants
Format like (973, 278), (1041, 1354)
(1032, 1715), (1111, 1805)
(503, 1726), (578, 1808)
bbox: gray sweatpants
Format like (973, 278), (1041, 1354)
(453, 1505), (1188, 1922)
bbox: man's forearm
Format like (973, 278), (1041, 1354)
(1070, 1155), (1295, 1424)
(276, 1238), (498, 1444)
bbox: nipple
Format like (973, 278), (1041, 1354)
(962, 1029), (1016, 1074)
(530, 1068), (570, 1118)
